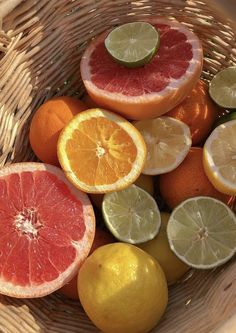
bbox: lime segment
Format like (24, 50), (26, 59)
(209, 66), (236, 109)
(102, 184), (161, 244)
(105, 22), (160, 68)
(167, 196), (236, 269)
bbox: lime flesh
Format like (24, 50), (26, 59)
(209, 67), (236, 109)
(105, 22), (160, 68)
(167, 196), (236, 269)
(102, 184), (161, 244)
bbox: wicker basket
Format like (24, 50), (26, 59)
(0, 1), (236, 332)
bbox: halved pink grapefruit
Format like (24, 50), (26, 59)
(0, 163), (95, 298)
(81, 17), (203, 120)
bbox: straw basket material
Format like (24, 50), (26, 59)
(0, 0), (236, 332)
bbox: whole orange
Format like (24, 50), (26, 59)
(166, 80), (218, 145)
(60, 228), (115, 300)
(159, 147), (232, 209)
(29, 96), (87, 165)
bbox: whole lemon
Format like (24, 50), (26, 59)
(138, 212), (189, 285)
(78, 243), (168, 333)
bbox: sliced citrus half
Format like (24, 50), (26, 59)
(167, 196), (236, 269)
(57, 109), (147, 193)
(81, 17), (203, 120)
(134, 117), (191, 175)
(209, 66), (236, 109)
(102, 184), (161, 244)
(0, 163), (95, 298)
(203, 119), (236, 196)
(105, 21), (160, 68)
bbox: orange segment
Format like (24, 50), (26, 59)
(57, 109), (146, 193)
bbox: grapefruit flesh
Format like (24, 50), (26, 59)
(81, 18), (203, 120)
(0, 163), (95, 298)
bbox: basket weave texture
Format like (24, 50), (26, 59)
(0, 0), (236, 332)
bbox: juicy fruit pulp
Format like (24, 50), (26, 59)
(105, 21), (160, 68)
(78, 243), (168, 333)
(203, 119), (236, 195)
(134, 117), (192, 175)
(167, 197), (236, 269)
(209, 66), (236, 109)
(102, 184), (161, 244)
(0, 163), (95, 298)
(81, 17), (203, 120)
(58, 109), (147, 193)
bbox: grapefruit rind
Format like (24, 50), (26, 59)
(81, 17), (203, 120)
(0, 163), (95, 298)
(58, 108), (147, 193)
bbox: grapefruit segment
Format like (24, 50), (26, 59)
(0, 163), (95, 298)
(81, 18), (203, 120)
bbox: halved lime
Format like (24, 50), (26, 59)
(102, 184), (161, 244)
(105, 22), (160, 68)
(209, 67), (236, 109)
(167, 196), (236, 269)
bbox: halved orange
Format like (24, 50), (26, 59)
(57, 109), (147, 193)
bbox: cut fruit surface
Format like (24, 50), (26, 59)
(134, 117), (191, 175)
(203, 120), (236, 195)
(81, 17), (203, 120)
(105, 22), (160, 68)
(167, 196), (236, 269)
(209, 66), (236, 109)
(0, 163), (95, 298)
(57, 109), (146, 193)
(102, 184), (161, 244)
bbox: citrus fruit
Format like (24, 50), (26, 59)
(57, 108), (147, 193)
(167, 196), (236, 269)
(134, 117), (191, 175)
(78, 243), (168, 333)
(209, 66), (236, 109)
(0, 162), (95, 298)
(159, 147), (232, 209)
(82, 94), (100, 108)
(29, 96), (87, 165)
(90, 173), (154, 210)
(102, 184), (161, 244)
(81, 17), (203, 120)
(60, 228), (114, 300)
(105, 22), (160, 68)
(138, 212), (189, 285)
(167, 79), (218, 145)
(203, 119), (236, 195)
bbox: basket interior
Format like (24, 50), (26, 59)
(0, 1), (236, 332)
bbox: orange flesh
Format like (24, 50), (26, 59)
(66, 117), (137, 186)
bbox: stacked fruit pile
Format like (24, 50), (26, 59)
(0, 18), (236, 333)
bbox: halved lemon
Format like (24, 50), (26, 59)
(203, 119), (236, 195)
(134, 117), (192, 175)
(167, 196), (236, 269)
(57, 108), (147, 193)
